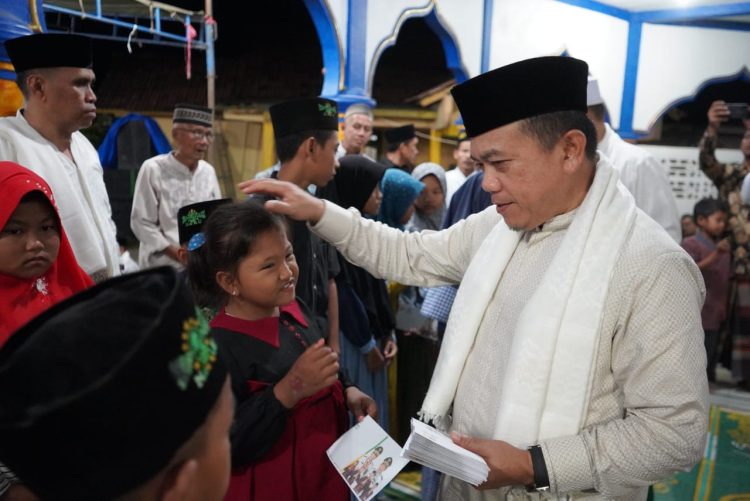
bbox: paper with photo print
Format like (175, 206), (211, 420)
(326, 415), (409, 501)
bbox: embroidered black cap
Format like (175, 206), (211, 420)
(451, 56), (589, 138)
(0, 267), (227, 500)
(177, 198), (232, 245)
(269, 97), (339, 139)
(384, 124), (416, 145)
(4, 33), (93, 72)
(173, 103), (213, 127)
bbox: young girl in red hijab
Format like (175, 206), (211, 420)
(0, 162), (93, 345)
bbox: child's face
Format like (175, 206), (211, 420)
(697, 211), (727, 239)
(228, 229), (299, 317)
(0, 197), (60, 280)
(414, 174), (445, 215)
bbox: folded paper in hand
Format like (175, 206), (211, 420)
(400, 418), (489, 486)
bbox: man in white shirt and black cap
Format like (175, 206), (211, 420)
(0, 33), (120, 282)
(242, 56), (708, 500)
(130, 103), (222, 269)
(586, 78), (680, 241)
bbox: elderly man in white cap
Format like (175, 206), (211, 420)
(130, 103), (222, 269)
(586, 78), (680, 241)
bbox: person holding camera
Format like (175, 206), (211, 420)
(699, 100), (750, 390)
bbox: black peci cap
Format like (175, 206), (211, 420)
(5, 33), (93, 72)
(269, 97), (339, 139)
(451, 56), (589, 138)
(384, 124), (416, 145)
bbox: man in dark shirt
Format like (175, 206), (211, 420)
(382, 124), (419, 172)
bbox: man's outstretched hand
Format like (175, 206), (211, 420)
(238, 178), (326, 224)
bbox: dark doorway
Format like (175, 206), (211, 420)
(371, 17), (454, 106)
(649, 75), (750, 147)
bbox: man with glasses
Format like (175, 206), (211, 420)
(131, 103), (221, 269)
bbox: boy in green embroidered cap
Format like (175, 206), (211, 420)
(186, 199), (376, 501)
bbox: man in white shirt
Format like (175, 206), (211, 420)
(337, 103), (374, 159)
(241, 57), (707, 500)
(130, 104), (222, 269)
(586, 78), (680, 241)
(444, 136), (475, 206)
(0, 33), (119, 281)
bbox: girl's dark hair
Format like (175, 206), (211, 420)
(187, 200), (286, 309)
(17, 191), (58, 223)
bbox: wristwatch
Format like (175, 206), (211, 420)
(525, 444), (550, 492)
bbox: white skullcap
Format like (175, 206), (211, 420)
(587, 77), (604, 107)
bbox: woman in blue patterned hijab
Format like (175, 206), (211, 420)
(377, 168), (425, 230)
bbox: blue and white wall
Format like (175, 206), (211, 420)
(304, 0), (750, 137)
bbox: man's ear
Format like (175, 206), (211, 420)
(559, 129), (587, 173)
(299, 136), (316, 158)
(160, 459), (198, 501)
(26, 73), (46, 101)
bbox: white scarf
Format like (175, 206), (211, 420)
(419, 158), (636, 447)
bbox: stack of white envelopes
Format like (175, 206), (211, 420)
(400, 418), (489, 486)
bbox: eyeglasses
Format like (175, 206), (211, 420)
(175, 127), (214, 141)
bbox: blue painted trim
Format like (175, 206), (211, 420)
(330, 93), (376, 109)
(42, 4), (200, 45)
(634, 2), (750, 23)
(654, 19), (750, 32)
(555, 0), (630, 21)
(44, 29), (205, 49)
(205, 21), (216, 79)
(618, 20), (642, 137)
(155, 8), (161, 32)
(424, 10), (469, 83)
(303, 0), (343, 98)
(345, 0), (368, 94)
(481, 0), (493, 73)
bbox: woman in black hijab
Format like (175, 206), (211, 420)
(319, 155), (396, 431)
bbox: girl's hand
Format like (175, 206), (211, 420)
(382, 339), (397, 366)
(345, 387), (378, 422)
(274, 339), (339, 408)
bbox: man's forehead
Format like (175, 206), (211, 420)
(37, 66), (95, 79)
(469, 122), (523, 156)
(347, 113), (372, 124)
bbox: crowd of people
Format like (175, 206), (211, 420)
(0, 31), (748, 501)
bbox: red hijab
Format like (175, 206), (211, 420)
(0, 162), (93, 346)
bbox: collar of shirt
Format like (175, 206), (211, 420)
(209, 300), (308, 347)
(524, 208), (577, 245)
